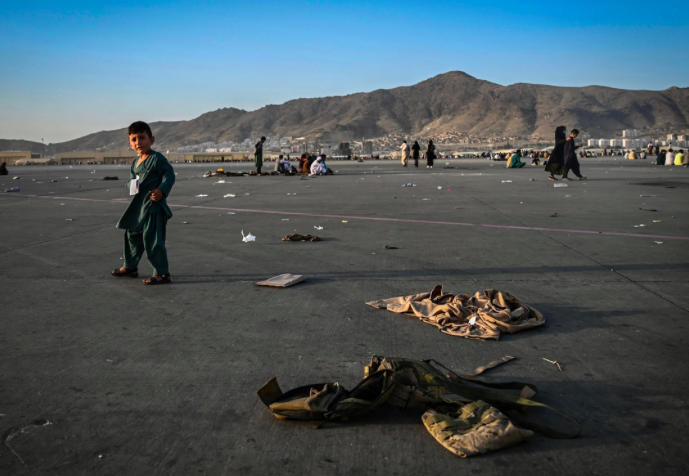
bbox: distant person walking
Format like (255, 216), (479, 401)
(648, 142), (654, 155)
(411, 141), (421, 167)
(426, 140), (436, 168)
(545, 126), (567, 180)
(0, 162), (8, 176)
(562, 129), (586, 181)
(400, 140), (410, 168)
(254, 136), (266, 174)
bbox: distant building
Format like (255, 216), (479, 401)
(667, 134), (677, 141)
(609, 139), (624, 147)
(55, 149), (136, 165)
(623, 129), (641, 138)
(622, 139), (645, 148)
(338, 142), (352, 156)
(0, 151), (40, 165)
(677, 135), (686, 141)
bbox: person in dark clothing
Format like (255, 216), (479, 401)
(426, 140), (435, 168)
(411, 141), (421, 167)
(254, 136), (266, 174)
(545, 126), (566, 180)
(0, 162), (8, 176)
(656, 150), (666, 166)
(562, 129), (586, 181)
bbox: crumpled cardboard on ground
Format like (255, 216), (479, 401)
(256, 274), (305, 287)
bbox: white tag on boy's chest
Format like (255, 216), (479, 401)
(129, 175), (140, 195)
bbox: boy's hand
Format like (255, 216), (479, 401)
(150, 189), (164, 201)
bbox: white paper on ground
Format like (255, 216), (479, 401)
(314, 226), (323, 230)
(241, 230), (256, 242)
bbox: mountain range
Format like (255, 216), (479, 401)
(4, 71), (689, 153)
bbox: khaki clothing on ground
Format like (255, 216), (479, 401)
(423, 402), (533, 458)
(366, 286), (545, 340)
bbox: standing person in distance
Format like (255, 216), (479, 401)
(254, 136), (266, 174)
(112, 121), (176, 285)
(561, 129), (587, 181)
(545, 126), (567, 181)
(426, 140), (435, 169)
(400, 140), (410, 168)
(411, 140), (421, 168)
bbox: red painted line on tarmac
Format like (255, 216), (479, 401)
(2, 192), (688, 241)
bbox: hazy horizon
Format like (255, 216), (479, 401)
(2, 0), (688, 143)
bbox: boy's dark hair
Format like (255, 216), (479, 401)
(279, 154), (283, 159)
(128, 121), (153, 137)
(571, 129), (580, 135)
(260, 136), (266, 141)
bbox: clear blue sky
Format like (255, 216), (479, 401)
(1, 0), (687, 143)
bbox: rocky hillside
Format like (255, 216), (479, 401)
(11, 72), (689, 152)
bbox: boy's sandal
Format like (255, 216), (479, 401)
(112, 267), (138, 277)
(143, 274), (172, 285)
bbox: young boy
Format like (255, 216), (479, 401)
(111, 121), (176, 284)
(562, 129), (587, 181)
(254, 136), (266, 174)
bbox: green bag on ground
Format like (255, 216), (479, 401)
(365, 355), (580, 439)
(257, 369), (397, 421)
(257, 356), (580, 458)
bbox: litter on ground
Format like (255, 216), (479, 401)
(367, 286), (544, 341)
(256, 274), (305, 288)
(543, 358), (563, 371)
(554, 183), (568, 188)
(282, 234), (320, 242)
(241, 230), (256, 242)
(257, 355), (580, 460)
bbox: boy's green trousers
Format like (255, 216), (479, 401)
(123, 212), (169, 275)
(255, 154), (263, 174)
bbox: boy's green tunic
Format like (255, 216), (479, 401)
(117, 151), (175, 275)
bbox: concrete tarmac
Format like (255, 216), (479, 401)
(1, 157), (688, 475)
